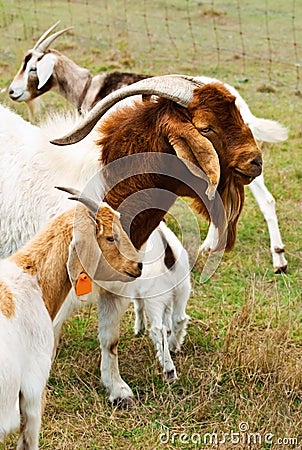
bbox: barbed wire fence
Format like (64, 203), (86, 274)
(0, 0), (301, 91)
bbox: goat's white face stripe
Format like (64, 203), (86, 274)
(9, 50), (55, 101)
(9, 58), (34, 101)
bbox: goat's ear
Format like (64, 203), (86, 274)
(67, 238), (88, 294)
(67, 217), (103, 292)
(67, 210), (103, 287)
(167, 121), (220, 200)
(67, 214), (123, 287)
(37, 53), (57, 89)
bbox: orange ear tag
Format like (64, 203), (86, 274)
(76, 272), (92, 296)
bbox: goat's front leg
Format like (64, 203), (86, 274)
(17, 393), (41, 450)
(168, 278), (191, 353)
(133, 298), (147, 335)
(248, 174), (287, 273)
(97, 290), (133, 407)
(199, 222), (219, 255)
(16, 371), (49, 450)
(200, 174), (287, 273)
(145, 298), (177, 382)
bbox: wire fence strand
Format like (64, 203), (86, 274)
(0, 0), (301, 90)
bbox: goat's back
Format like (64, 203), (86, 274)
(0, 105), (100, 256)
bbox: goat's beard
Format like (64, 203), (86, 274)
(221, 173), (245, 252)
(191, 173), (245, 253)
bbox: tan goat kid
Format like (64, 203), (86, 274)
(0, 188), (141, 450)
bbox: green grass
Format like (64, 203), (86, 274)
(0, 1), (301, 449)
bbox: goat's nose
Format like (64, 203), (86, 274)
(138, 262), (143, 271)
(251, 156), (262, 169)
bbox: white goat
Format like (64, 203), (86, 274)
(0, 188), (141, 449)
(53, 221), (191, 384)
(109, 222), (191, 382)
(8, 23), (288, 272)
(0, 102), (191, 406)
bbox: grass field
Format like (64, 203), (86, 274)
(0, 1), (301, 449)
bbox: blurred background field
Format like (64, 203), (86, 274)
(0, 1), (301, 449)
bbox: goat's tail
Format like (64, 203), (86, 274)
(249, 117), (288, 143)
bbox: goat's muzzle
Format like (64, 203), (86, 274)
(233, 152), (263, 185)
(125, 262), (143, 279)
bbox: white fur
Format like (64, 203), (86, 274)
(53, 222), (191, 384)
(9, 60), (288, 272)
(0, 261), (53, 449)
(8, 33), (288, 272)
(132, 222), (191, 381)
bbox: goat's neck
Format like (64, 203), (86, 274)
(9, 209), (75, 320)
(53, 53), (92, 111)
(104, 172), (178, 249)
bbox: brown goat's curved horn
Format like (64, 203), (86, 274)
(50, 75), (204, 146)
(34, 22), (73, 53)
(55, 186), (99, 213)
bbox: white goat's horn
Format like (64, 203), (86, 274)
(55, 185), (82, 197)
(68, 196), (99, 214)
(50, 75), (204, 146)
(34, 21), (73, 53)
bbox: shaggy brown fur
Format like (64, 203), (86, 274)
(97, 83), (262, 251)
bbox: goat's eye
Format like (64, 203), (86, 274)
(107, 234), (119, 243)
(200, 127), (212, 133)
(29, 67), (37, 74)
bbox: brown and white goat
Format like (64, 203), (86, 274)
(52, 75), (263, 253)
(0, 188), (141, 449)
(49, 75), (262, 404)
(8, 21), (148, 119)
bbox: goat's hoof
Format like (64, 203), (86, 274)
(273, 248), (287, 273)
(274, 264), (287, 274)
(199, 246), (212, 256)
(164, 370), (178, 383)
(113, 396), (135, 409)
(134, 328), (146, 337)
(169, 346), (180, 355)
